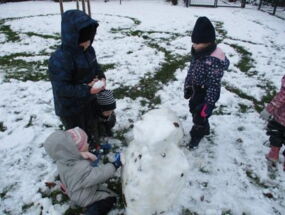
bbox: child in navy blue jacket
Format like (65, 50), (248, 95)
(184, 17), (230, 149)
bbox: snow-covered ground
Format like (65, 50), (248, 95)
(0, 0), (285, 215)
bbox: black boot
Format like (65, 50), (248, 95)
(188, 136), (203, 150)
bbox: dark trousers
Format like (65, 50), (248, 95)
(267, 119), (285, 148)
(190, 112), (210, 138)
(189, 86), (211, 138)
(85, 197), (116, 215)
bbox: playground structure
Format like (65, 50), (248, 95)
(184, 0), (246, 8)
(56, 0), (285, 20)
(59, 0), (92, 16)
(258, 0), (285, 19)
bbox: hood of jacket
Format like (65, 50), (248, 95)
(44, 130), (82, 164)
(61, 10), (98, 51)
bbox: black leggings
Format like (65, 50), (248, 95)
(267, 119), (285, 148)
(85, 197), (116, 215)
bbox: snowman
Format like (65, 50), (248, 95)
(122, 108), (189, 215)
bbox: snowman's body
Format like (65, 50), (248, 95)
(122, 108), (189, 215)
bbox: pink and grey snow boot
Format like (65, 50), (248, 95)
(265, 146), (281, 162)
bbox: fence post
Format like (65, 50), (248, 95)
(76, 0), (79, 10)
(59, 0), (64, 15)
(241, 0), (246, 8)
(273, 0), (278, 15)
(81, 0), (86, 13)
(258, 0), (263, 10)
(87, 0), (91, 17)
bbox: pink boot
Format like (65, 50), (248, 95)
(265, 146), (281, 162)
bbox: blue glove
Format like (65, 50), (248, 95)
(112, 152), (122, 169)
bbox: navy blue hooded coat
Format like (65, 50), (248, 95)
(48, 10), (105, 117)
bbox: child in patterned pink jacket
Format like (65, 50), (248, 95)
(263, 75), (285, 170)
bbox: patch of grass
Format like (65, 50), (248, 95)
(39, 188), (70, 205)
(259, 81), (277, 106)
(0, 121), (7, 132)
(238, 103), (250, 113)
(64, 207), (84, 215)
(245, 169), (269, 189)
(114, 127), (131, 147)
(222, 81), (263, 111)
(222, 210), (233, 215)
(22, 203), (34, 212)
(214, 21), (227, 43)
(113, 37), (190, 108)
(0, 184), (16, 199)
(181, 208), (199, 215)
(107, 176), (125, 209)
(0, 20), (20, 42)
(100, 63), (116, 73)
(25, 115), (37, 128)
(25, 32), (60, 40)
(227, 43), (255, 74)
(0, 53), (49, 82)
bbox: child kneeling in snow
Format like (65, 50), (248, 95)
(44, 127), (121, 215)
(261, 75), (285, 171)
(184, 16), (230, 149)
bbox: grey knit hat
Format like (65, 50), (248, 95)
(96, 90), (116, 111)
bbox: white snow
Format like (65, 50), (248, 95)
(0, 1), (285, 215)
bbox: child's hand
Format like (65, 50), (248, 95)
(80, 152), (97, 161)
(112, 152), (122, 169)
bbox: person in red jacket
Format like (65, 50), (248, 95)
(261, 75), (285, 170)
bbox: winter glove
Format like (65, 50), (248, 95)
(93, 143), (112, 156)
(184, 86), (193, 99)
(199, 104), (214, 118)
(260, 109), (272, 121)
(112, 152), (122, 169)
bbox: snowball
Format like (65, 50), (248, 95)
(92, 80), (105, 89)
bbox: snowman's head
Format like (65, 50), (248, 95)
(133, 108), (183, 152)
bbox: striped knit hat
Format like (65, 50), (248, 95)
(67, 127), (88, 151)
(96, 90), (116, 111)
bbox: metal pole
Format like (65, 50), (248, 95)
(81, 0), (86, 13)
(241, 0), (246, 8)
(258, 0), (263, 10)
(76, 0), (80, 10)
(59, 0), (64, 15)
(87, 0), (91, 17)
(214, 0), (218, 7)
(120, 0), (122, 5)
(273, 0), (278, 15)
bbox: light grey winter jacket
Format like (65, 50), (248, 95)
(44, 131), (116, 207)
